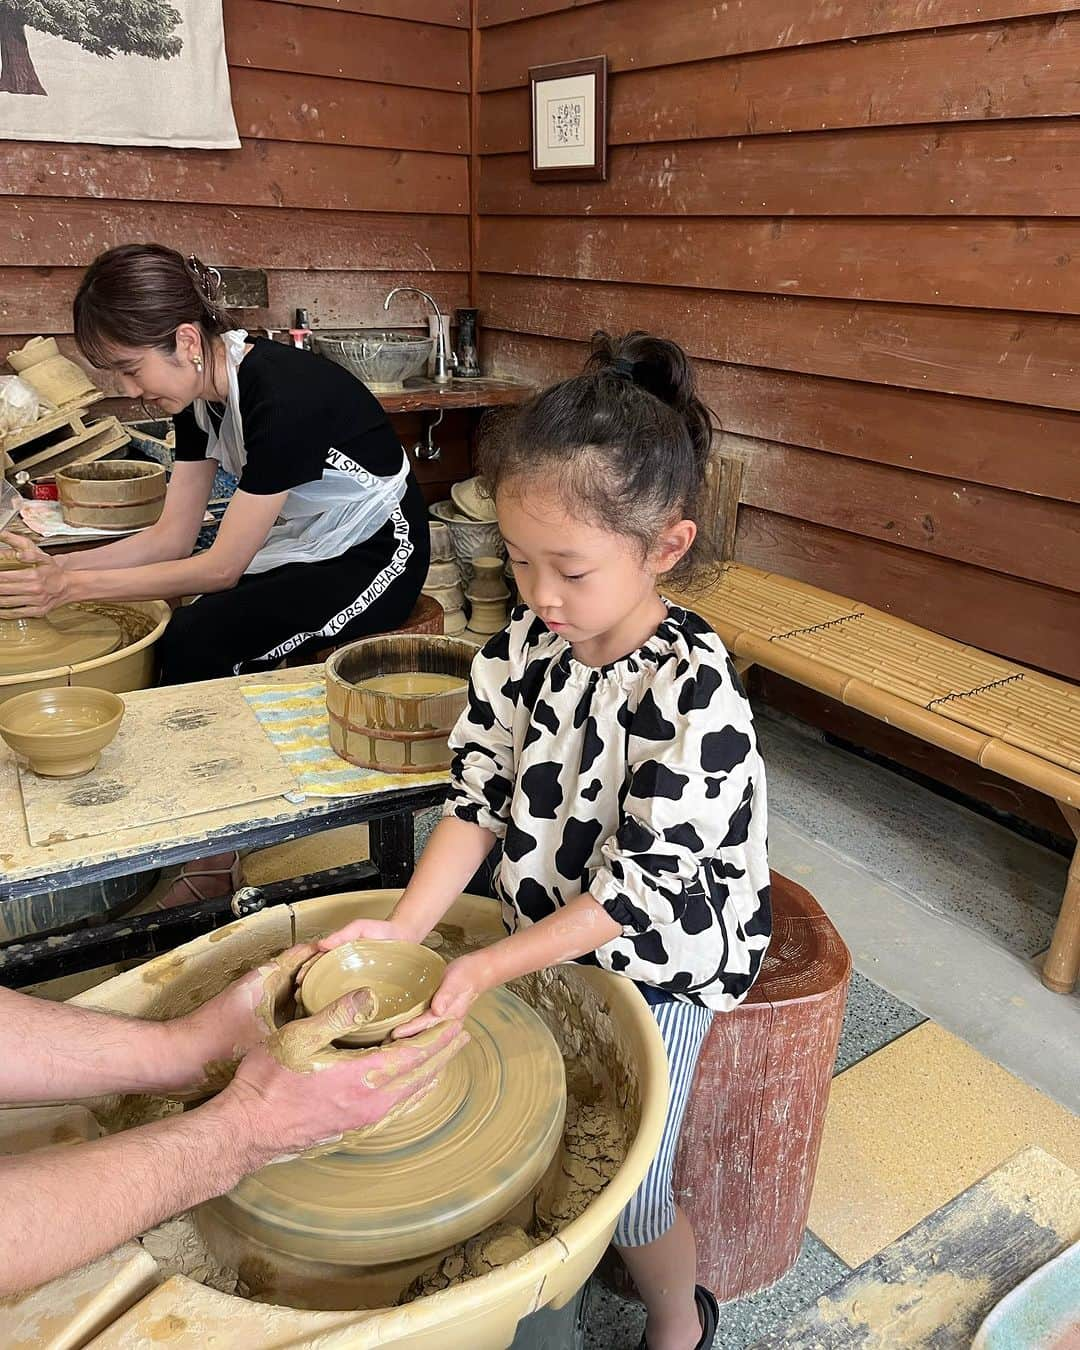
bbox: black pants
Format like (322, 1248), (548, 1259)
(158, 479), (430, 685)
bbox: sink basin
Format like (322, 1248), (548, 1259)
(314, 331), (434, 390)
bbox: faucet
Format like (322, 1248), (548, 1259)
(383, 286), (455, 384)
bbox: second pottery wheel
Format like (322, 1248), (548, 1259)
(0, 609), (123, 678)
(199, 986), (566, 1273)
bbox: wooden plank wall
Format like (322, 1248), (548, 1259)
(0, 0), (474, 502)
(475, 2), (1080, 694)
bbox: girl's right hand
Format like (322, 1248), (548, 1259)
(316, 917), (422, 953)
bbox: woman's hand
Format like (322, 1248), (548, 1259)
(0, 532), (72, 616)
(392, 952), (494, 1038)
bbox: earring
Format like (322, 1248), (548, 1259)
(192, 354), (204, 372)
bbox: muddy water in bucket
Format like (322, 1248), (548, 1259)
(326, 634), (473, 773)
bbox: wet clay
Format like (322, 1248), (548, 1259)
(197, 985), (567, 1282)
(354, 673), (466, 699)
(0, 686), (125, 777)
(298, 940), (444, 1047)
(93, 921), (641, 1317)
(0, 608), (122, 677)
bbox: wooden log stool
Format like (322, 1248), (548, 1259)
(285, 593), (445, 667)
(601, 871), (850, 1303)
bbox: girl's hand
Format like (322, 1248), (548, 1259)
(315, 916), (423, 954)
(0, 532), (71, 616)
(393, 952), (493, 1038)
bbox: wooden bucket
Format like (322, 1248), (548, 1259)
(55, 460), (166, 530)
(325, 633), (474, 773)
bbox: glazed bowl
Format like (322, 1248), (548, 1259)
(299, 939), (446, 1046)
(314, 331), (435, 390)
(0, 686), (125, 777)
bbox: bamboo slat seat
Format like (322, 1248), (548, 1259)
(671, 562), (1080, 995)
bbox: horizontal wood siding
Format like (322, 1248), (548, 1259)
(0, 1), (470, 411)
(477, 2), (1080, 829)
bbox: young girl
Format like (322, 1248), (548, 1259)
(321, 333), (771, 1350)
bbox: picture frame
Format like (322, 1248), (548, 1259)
(529, 55), (608, 182)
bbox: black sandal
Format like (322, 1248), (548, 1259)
(636, 1285), (720, 1350)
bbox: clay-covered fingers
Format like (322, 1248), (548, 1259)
(389, 1008), (444, 1039)
(361, 1022), (469, 1099)
(271, 987), (379, 1070)
(256, 942), (319, 1017)
(316, 917), (413, 952)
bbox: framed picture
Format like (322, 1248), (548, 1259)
(529, 56), (607, 182)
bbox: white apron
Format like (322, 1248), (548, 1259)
(192, 330), (410, 575)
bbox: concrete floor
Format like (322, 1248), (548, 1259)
(584, 704), (1077, 1349)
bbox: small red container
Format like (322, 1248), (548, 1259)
(31, 479), (58, 501)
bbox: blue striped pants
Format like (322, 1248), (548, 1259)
(614, 999), (715, 1247)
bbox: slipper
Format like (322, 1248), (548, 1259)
(636, 1286), (720, 1350)
(156, 851), (242, 909)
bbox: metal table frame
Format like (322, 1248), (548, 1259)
(0, 781), (448, 987)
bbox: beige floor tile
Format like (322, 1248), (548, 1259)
(808, 1021), (1080, 1266)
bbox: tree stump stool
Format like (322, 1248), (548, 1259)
(286, 594), (445, 667)
(600, 871), (850, 1303)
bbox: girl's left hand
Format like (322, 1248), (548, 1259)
(392, 953), (493, 1038)
(0, 532), (70, 616)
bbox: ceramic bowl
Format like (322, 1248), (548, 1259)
(0, 686), (125, 777)
(314, 331), (435, 390)
(451, 475), (498, 523)
(299, 940), (447, 1046)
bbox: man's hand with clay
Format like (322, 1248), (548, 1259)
(0, 965), (468, 1295)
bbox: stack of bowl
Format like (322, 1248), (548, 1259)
(422, 520), (466, 634)
(429, 476), (504, 586)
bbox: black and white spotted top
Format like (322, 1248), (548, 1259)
(444, 602), (772, 1011)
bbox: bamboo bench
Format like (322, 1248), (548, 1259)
(670, 561), (1080, 995)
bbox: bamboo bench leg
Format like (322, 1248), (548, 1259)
(1041, 805), (1080, 995)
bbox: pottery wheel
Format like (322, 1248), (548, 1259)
(0, 608), (122, 677)
(202, 987), (566, 1269)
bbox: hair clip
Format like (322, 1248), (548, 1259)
(611, 357), (637, 382)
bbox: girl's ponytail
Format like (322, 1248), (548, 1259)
(588, 331), (713, 475)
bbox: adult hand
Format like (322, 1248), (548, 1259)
(393, 951), (494, 1039)
(0, 531), (70, 616)
(225, 990), (468, 1158)
(167, 943), (318, 1093)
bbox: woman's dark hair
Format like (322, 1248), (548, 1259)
(478, 331), (717, 587)
(73, 243), (235, 369)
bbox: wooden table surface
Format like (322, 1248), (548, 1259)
(0, 665), (449, 902)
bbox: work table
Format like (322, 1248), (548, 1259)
(375, 375), (534, 414)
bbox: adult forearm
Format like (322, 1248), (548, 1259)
(58, 523), (193, 571)
(0, 1091), (270, 1295)
(390, 817), (497, 939)
(0, 988), (220, 1102)
(63, 552), (239, 604)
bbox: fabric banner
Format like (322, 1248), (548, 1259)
(0, 1), (239, 149)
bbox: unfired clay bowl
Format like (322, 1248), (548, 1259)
(0, 686), (125, 777)
(299, 939), (446, 1046)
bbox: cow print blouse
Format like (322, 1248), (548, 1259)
(443, 601), (772, 1011)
